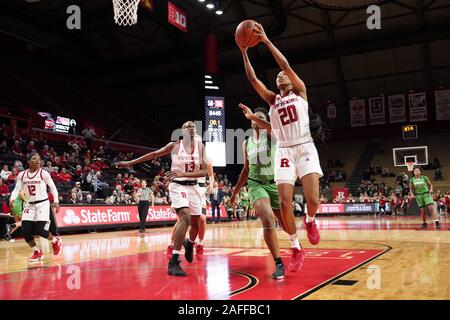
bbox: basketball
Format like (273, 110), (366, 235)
(235, 20), (260, 48)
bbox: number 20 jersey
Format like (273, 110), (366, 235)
(269, 90), (313, 148)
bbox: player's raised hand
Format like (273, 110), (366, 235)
(115, 161), (130, 168)
(238, 103), (254, 120)
(253, 23), (268, 43)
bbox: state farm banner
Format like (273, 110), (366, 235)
(435, 89), (450, 121)
(368, 97), (386, 125)
(388, 94), (406, 123)
(304, 204), (345, 214)
(333, 187), (349, 200)
(55, 205), (227, 230)
(408, 92), (428, 122)
(349, 99), (366, 127)
(327, 101), (337, 119)
(168, 1), (187, 32)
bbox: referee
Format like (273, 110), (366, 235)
(137, 180), (152, 233)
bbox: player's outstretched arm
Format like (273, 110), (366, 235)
(238, 103), (271, 133)
(255, 23), (307, 101)
(237, 39), (276, 105)
(230, 141), (250, 206)
(115, 142), (176, 168)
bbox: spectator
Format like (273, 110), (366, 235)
(84, 193), (94, 205)
(434, 167), (443, 181)
(319, 195), (328, 203)
(106, 190), (120, 205)
(432, 157), (440, 169)
(13, 159), (24, 171)
(1, 164), (11, 181)
(121, 193), (134, 205)
(7, 168), (19, 185)
(376, 164), (382, 175)
(11, 140), (24, 158)
(68, 192), (79, 204)
(124, 180), (134, 195)
(92, 171), (109, 194)
(0, 179), (10, 197)
(0, 140), (8, 156)
(294, 192), (303, 205)
(71, 182), (84, 203)
(82, 127), (96, 150)
(58, 167), (73, 182)
(210, 181), (224, 223)
(154, 192), (168, 205)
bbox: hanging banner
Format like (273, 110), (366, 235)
(388, 94), (406, 123)
(368, 96), (386, 125)
(408, 92), (428, 122)
(327, 100), (337, 119)
(435, 89), (450, 121)
(349, 99), (366, 127)
(168, 1), (187, 32)
(333, 187), (349, 200)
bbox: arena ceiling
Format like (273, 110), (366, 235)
(1, 0), (450, 142)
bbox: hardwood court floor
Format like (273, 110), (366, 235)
(0, 215), (448, 300)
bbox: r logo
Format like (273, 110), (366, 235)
(280, 158), (290, 168)
(181, 192), (187, 198)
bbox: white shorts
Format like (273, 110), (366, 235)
(274, 142), (323, 185)
(22, 200), (51, 230)
(198, 186), (207, 207)
(169, 182), (202, 216)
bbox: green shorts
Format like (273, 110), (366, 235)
(415, 193), (434, 208)
(240, 200), (250, 208)
(11, 198), (25, 217)
(248, 179), (280, 210)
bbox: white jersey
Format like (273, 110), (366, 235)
(11, 168), (59, 203)
(269, 90), (313, 148)
(171, 139), (202, 182)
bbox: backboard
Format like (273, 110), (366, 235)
(393, 146), (428, 167)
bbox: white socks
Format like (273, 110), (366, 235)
(306, 215), (315, 223)
(197, 239), (203, 246)
(172, 250), (182, 255)
(32, 246), (39, 252)
(169, 240), (174, 246)
(289, 233), (301, 249)
(50, 238), (57, 244)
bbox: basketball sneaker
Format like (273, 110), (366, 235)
(52, 238), (62, 256)
(29, 250), (44, 262)
(166, 245), (173, 260)
(168, 259), (186, 277)
(435, 221), (441, 229)
(421, 222), (427, 229)
(183, 239), (194, 263)
(195, 244), (204, 261)
(272, 263), (285, 280)
(289, 247), (305, 272)
(304, 216), (320, 245)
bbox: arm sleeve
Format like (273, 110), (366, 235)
(10, 175), (24, 203)
(43, 170), (59, 203)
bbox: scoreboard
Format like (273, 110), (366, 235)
(204, 75), (226, 166)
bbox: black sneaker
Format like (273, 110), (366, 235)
(272, 263), (285, 280)
(168, 260), (187, 277)
(183, 239), (194, 263)
(435, 221), (441, 229)
(421, 223), (427, 229)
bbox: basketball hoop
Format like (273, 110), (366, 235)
(112, 0), (140, 26)
(406, 161), (415, 172)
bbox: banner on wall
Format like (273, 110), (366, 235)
(408, 92), (428, 122)
(349, 99), (366, 127)
(327, 101), (337, 119)
(388, 94), (406, 123)
(55, 205), (228, 230)
(333, 187), (349, 200)
(368, 96), (386, 125)
(435, 89), (450, 121)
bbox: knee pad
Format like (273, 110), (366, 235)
(21, 221), (35, 242)
(35, 221), (50, 239)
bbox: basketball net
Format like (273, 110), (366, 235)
(406, 161), (415, 172)
(112, 0), (140, 26)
